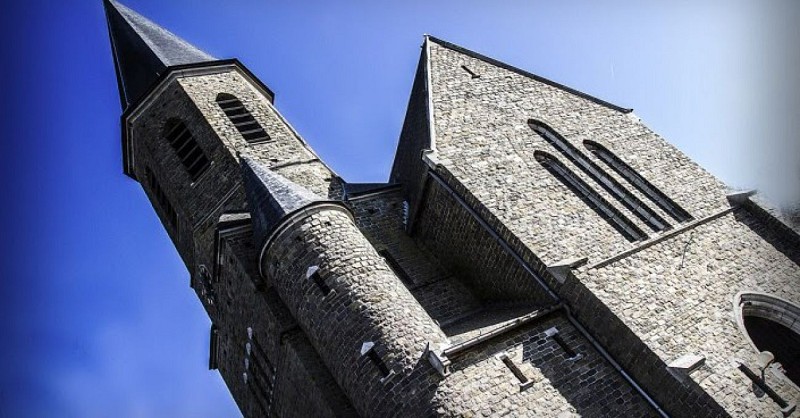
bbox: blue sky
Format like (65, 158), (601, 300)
(1, 1), (797, 417)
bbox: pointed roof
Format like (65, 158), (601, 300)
(103, 0), (215, 109)
(240, 156), (329, 248)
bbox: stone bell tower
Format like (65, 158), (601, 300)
(104, 1), (356, 416)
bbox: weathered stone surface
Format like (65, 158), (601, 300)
(107, 6), (800, 416)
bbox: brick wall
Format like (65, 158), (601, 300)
(263, 206), (449, 416)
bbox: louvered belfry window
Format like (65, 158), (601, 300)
(163, 119), (210, 181)
(216, 93), (271, 143)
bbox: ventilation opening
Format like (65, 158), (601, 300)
(306, 266), (330, 295)
(736, 292), (800, 386)
(216, 93), (271, 144)
(402, 200), (410, 229)
(361, 341), (392, 379)
(163, 119), (210, 181)
(500, 354), (534, 390)
(460, 65), (480, 79)
(545, 327), (582, 361)
(744, 317), (800, 384)
(244, 328), (276, 415)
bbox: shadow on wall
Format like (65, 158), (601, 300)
(443, 312), (659, 417)
(734, 206), (800, 265)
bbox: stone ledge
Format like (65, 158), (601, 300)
(443, 303), (562, 360)
(588, 206), (736, 270)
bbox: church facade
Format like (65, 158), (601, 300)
(103, 1), (800, 416)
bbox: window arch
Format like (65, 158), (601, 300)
(163, 118), (210, 181)
(734, 292), (800, 386)
(584, 140), (692, 223)
(216, 93), (271, 143)
(535, 151), (647, 242)
(529, 119), (669, 232)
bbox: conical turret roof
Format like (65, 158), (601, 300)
(103, 0), (215, 109)
(240, 157), (329, 247)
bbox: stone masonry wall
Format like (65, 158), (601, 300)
(347, 190), (483, 325)
(272, 330), (358, 418)
(131, 79), (243, 273)
(576, 210), (800, 417)
(413, 176), (555, 305)
(426, 40), (730, 266)
(216, 229), (356, 417)
(431, 313), (658, 417)
(263, 207), (449, 417)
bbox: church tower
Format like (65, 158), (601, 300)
(105, 2), (799, 417)
(104, 1), (355, 416)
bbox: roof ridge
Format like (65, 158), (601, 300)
(424, 35), (632, 114)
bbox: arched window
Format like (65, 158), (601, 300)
(163, 119), (210, 181)
(535, 151), (647, 242)
(584, 140), (692, 223)
(529, 120), (669, 232)
(216, 93), (271, 144)
(735, 292), (800, 385)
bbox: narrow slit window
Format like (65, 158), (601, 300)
(378, 249), (413, 286)
(529, 120), (669, 232)
(584, 140), (692, 223)
(361, 342), (391, 378)
(461, 65), (480, 79)
(208, 324), (219, 370)
(306, 266), (330, 295)
(216, 93), (271, 144)
(535, 151), (647, 242)
(545, 327), (582, 361)
(163, 119), (210, 181)
(145, 166), (178, 229)
(500, 354), (533, 389)
(245, 330), (277, 414)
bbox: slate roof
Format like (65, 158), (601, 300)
(103, 0), (215, 109)
(240, 157), (328, 247)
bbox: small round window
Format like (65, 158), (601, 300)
(734, 292), (800, 385)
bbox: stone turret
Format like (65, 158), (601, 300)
(241, 156), (449, 416)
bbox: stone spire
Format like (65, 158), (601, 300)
(240, 156), (330, 248)
(103, 0), (215, 110)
